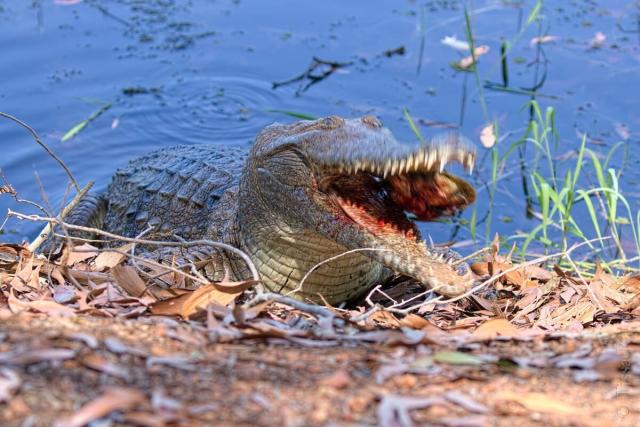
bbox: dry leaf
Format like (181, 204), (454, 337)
(8, 289), (76, 317)
(0, 369), (21, 403)
(146, 355), (197, 371)
(110, 265), (148, 298)
(48, 265), (67, 286)
(480, 123), (496, 148)
(444, 391), (489, 414)
(473, 319), (519, 340)
(93, 244), (132, 271)
(523, 265), (553, 281)
(378, 394), (446, 427)
(104, 337), (149, 357)
(0, 244), (29, 267)
(9, 256), (35, 292)
(320, 369), (351, 389)
(54, 387), (146, 427)
(212, 279), (259, 294)
(470, 261), (524, 287)
(456, 45), (490, 69)
(494, 391), (580, 415)
(52, 284), (78, 304)
(400, 314), (429, 329)
(624, 293), (640, 311)
(65, 243), (99, 266)
(150, 284), (240, 319)
(530, 35), (558, 46)
(0, 348), (76, 365)
(80, 354), (130, 380)
(368, 310), (402, 328)
(620, 274), (640, 290)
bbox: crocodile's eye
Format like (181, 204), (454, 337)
(320, 116), (344, 130)
(361, 115), (382, 128)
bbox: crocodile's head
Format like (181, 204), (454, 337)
(240, 116), (476, 301)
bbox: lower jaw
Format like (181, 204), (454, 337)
(241, 231), (385, 304)
(260, 267), (382, 304)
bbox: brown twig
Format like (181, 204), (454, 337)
(272, 57), (354, 95)
(96, 247), (211, 287)
(350, 238), (612, 322)
(244, 292), (337, 319)
(452, 246), (492, 266)
(286, 248), (392, 297)
(27, 181), (94, 253)
(0, 170), (50, 218)
(0, 112), (80, 191)
(438, 237), (611, 305)
(8, 211), (260, 283)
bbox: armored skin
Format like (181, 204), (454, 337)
(67, 116), (477, 304)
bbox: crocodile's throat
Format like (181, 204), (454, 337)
(240, 227), (384, 303)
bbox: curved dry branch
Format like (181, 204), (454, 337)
(0, 112), (80, 191)
(8, 211), (260, 283)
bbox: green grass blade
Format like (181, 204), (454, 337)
(61, 121), (88, 142)
(403, 108), (424, 142)
(525, 0), (542, 26)
(61, 102), (111, 142)
(577, 189), (604, 248)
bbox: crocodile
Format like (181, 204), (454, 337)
(67, 116), (477, 304)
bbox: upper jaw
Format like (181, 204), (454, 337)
(311, 132), (476, 178)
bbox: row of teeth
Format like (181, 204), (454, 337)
(426, 251), (458, 265)
(338, 146), (476, 177)
(423, 245), (470, 273)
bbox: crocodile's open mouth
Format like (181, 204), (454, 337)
(318, 136), (476, 240)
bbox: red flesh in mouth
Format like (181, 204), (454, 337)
(385, 171), (476, 221)
(327, 174), (418, 239)
(326, 171), (475, 237)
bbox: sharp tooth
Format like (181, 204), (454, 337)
(426, 152), (435, 170)
(442, 146), (450, 164)
(421, 150), (428, 167)
(383, 159), (392, 178)
(406, 155), (415, 172)
(398, 159), (407, 174)
(354, 161), (361, 173)
(390, 161), (399, 176)
(462, 153), (470, 172)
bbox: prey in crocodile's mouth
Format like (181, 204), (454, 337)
(318, 138), (476, 240)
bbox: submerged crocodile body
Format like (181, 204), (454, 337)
(70, 116), (477, 304)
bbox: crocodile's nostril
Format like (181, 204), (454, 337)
(362, 115), (382, 128)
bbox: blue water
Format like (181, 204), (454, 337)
(1, 0), (639, 255)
